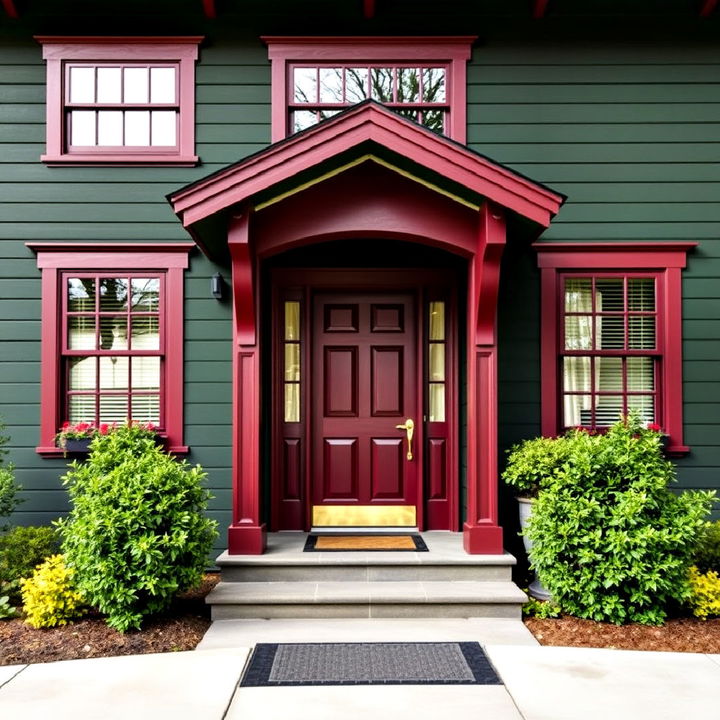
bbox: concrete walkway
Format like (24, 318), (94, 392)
(2, 619), (719, 719)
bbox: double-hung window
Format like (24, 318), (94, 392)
(536, 243), (696, 455)
(64, 273), (163, 426)
(264, 37), (474, 142)
(560, 274), (658, 429)
(36, 37), (201, 165)
(30, 244), (192, 455)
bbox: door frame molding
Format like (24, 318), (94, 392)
(270, 268), (459, 533)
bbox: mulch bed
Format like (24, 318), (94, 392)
(0, 573), (219, 666)
(524, 615), (720, 653)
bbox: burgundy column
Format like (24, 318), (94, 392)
(463, 202), (505, 554)
(227, 211), (267, 554)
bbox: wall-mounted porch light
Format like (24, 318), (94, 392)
(211, 272), (224, 300)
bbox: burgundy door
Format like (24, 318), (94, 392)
(311, 292), (419, 524)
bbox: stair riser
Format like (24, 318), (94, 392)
(219, 565), (512, 583)
(211, 603), (521, 621)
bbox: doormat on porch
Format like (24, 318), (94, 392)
(240, 642), (502, 687)
(303, 533), (428, 552)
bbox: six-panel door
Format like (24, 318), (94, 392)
(311, 293), (419, 519)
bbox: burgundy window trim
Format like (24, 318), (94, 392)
(535, 242), (697, 456)
(27, 243), (194, 456)
(35, 36), (202, 166)
(263, 36), (475, 143)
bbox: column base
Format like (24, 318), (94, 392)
(227, 523), (267, 555)
(463, 522), (504, 554)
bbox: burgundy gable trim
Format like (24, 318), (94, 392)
(27, 242), (193, 457)
(535, 241), (697, 456)
(169, 101), (564, 232)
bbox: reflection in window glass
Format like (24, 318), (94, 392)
(561, 275), (658, 430)
(68, 316), (96, 350)
(319, 68), (343, 103)
(346, 68), (368, 102)
(294, 67), (317, 103)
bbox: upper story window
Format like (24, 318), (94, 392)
(36, 36), (202, 165)
(536, 243), (697, 456)
(263, 37), (475, 143)
(290, 64), (448, 134)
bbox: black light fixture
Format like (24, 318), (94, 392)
(211, 272), (224, 300)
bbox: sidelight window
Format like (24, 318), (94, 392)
(428, 301), (446, 422)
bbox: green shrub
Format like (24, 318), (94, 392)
(20, 554), (86, 628)
(0, 593), (17, 620)
(693, 520), (720, 574)
(523, 595), (562, 619)
(526, 414), (715, 625)
(58, 423), (218, 632)
(0, 417), (21, 530)
(0, 526), (60, 604)
(502, 435), (574, 498)
(688, 566), (720, 619)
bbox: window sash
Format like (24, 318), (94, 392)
(61, 272), (166, 429)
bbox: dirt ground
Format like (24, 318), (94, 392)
(2, 573), (719, 664)
(0, 574), (219, 666)
(524, 615), (720, 653)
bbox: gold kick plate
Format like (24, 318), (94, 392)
(312, 505), (416, 527)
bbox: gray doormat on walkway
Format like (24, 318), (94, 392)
(240, 642), (502, 686)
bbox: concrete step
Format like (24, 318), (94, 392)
(215, 550), (515, 583)
(206, 580), (528, 620)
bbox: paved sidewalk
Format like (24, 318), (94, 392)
(2, 620), (719, 720)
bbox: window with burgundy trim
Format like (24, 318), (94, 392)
(63, 274), (163, 426)
(29, 244), (192, 456)
(36, 37), (202, 165)
(560, 274), (659, 429)
(536, 243), (696, 456)
(263, 37), (474, 142)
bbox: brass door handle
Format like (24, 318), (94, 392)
(395, 418), (414, 461)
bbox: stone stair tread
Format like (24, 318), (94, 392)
(215, 549), (517, 567)
(206, 580), (528, 605)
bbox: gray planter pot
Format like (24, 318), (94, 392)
(517, 496), (551, 601)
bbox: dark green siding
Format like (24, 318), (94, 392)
(1, 2), (719, 547)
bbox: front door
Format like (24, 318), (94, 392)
(311, 292), (419, 527)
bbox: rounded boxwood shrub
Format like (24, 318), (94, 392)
(526, 415), (715, 625)
(57, 423), (218, 632)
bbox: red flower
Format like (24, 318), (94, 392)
(647, 423), (663, 433)
(99, 423), (109, 435)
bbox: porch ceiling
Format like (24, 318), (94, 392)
(167, 100), (565, 251)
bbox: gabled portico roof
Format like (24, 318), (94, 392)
(168, 99), (565, 242)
